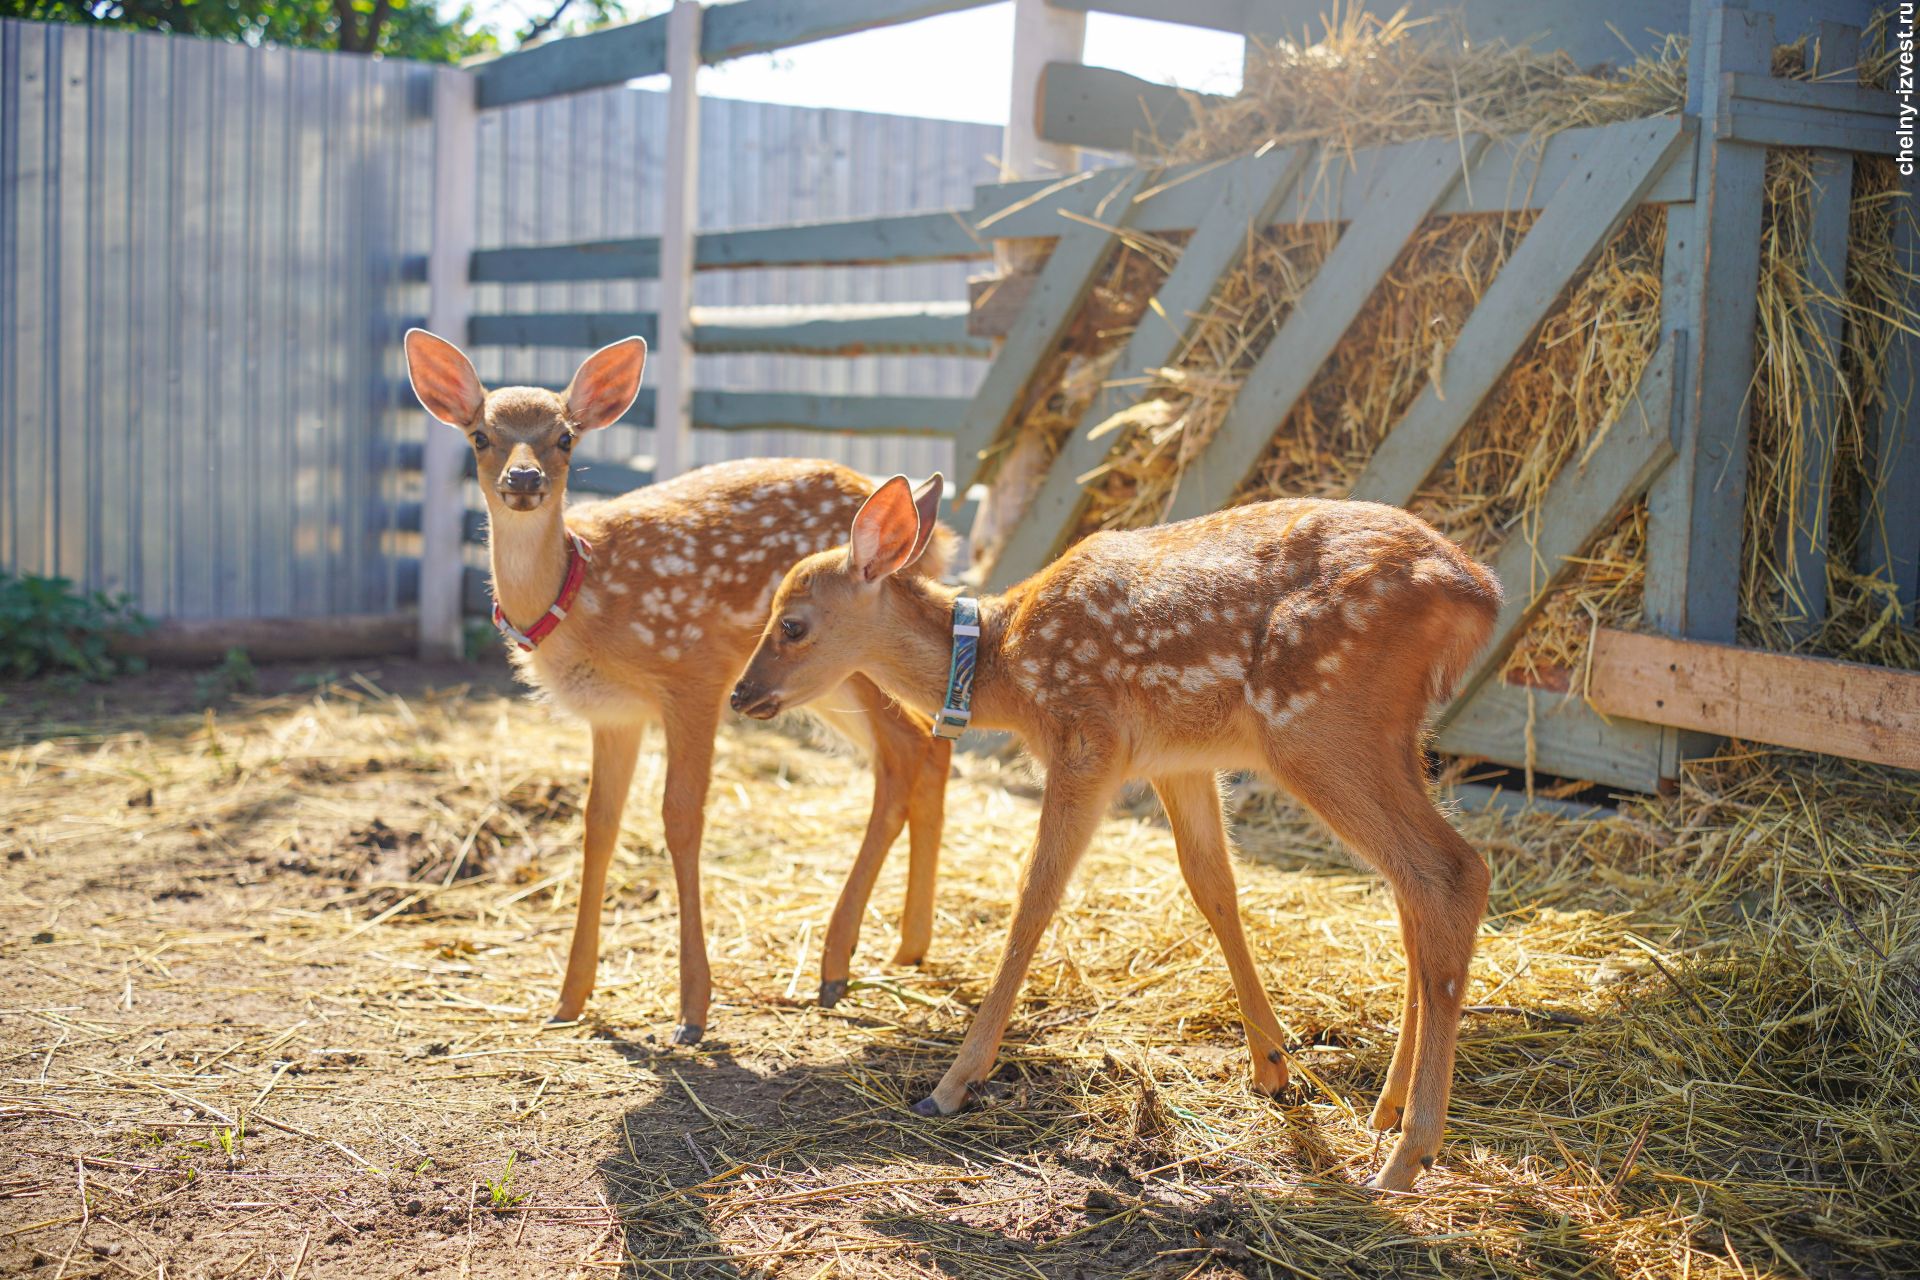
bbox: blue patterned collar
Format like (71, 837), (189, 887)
(932, 596), (980, 741)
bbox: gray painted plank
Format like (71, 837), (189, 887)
(477, 0), (999, 110)
(971, 118), (1700, 239)
(701, 0), (996, 62)
(1048, 0), (1245, 34)
(1351, 115), (1693, 508)
(1720, 101), (1901, 155)
(1436, 681), (1667, 792)
(1165, 135), (1484, 523)
(1038, 62), (1220, 153)
(1644, 5), (1774, 646)
(1857, 190), (1919, 625)
(955, 167), (1153, 489)
(987, 145), (1310, 587)
(467, 304), (987, 355)
(1442, 336), (1680, 713)
(469, 210), (984, 282)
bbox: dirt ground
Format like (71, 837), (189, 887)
(2, 659), (1914, 1279)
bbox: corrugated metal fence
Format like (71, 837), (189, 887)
(0, 19), (999, 621)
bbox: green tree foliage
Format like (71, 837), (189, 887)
(2, 0), (630, 63)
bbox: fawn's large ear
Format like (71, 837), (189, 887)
(904, 473), (944, 567)
(848, 475), (922, 585)
(405, 328), (486, 428)
(564, 337), (647, 431)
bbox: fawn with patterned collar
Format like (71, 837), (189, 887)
(732, 474), (1501, 1191)
(404, 332), (952, 1043)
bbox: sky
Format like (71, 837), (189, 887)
(464, 2), (1246, 124)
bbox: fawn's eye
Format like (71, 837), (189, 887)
(780, 617), (807, 642)
(556, 432), (575, 452)
(469, 433), (490, 451)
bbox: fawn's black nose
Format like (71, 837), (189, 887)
(502, 465), (545, 492)
(730, 680), (778, 719)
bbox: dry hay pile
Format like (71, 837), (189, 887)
(1028, 9), (1916, 686)
(3, 667), (1917, 1277)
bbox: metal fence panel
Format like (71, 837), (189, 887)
(1, 19), (1000, 621)
(0, 19), (433, 620)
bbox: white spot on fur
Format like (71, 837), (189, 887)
(1316, 652), (1342, 673)
(631, 621), (656, 645)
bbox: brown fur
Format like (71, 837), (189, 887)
(404, 331), (951, 1038)
(735, 482), (1501, 1191)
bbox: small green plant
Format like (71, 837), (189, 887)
(484, 1153), (527, 1211)
(0, 572), (150, 681)
(194, 646), (258, 704)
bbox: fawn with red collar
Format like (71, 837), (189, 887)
(404, 331), (952, 1042)
(732, 474), (1501, 1190)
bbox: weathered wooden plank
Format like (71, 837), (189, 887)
(1588, 629), (1920, 771)
(470, 212), (987, 282)
(466, 304), (989, 356)
(693, 305), (989, 356)
(1645, 6), (1774, 648)
(1164, 136), (1484, 523)
(695, 391), (968, 435)
(1442, 337), (1680, 713)
(1773, 24), (1858, 639)
(1436, 681), (1667, 793)
(1857, 191), (1919, 625)
(970, 118), (1700, 239)
(1722, 70), (1897, 119)
(477, 0), (998, 108)
(1720, 101), (1901, 154)
(469, 310), (659, 347)
(954, 167), (1153, 488)
(986, 146), (1310, 587)
(701, 0), (996, 62)
(1351, 115), (1693, 508)
(1037, 62), (1223, 153)
(476, 13), (668, 110)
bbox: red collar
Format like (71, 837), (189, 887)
(492, 530), (592, 651)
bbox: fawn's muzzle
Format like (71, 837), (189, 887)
(502, 465), (546, 492)
(729, 680), (779, 720)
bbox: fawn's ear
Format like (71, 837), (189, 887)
(405, 328), (486, 428)
(848, 475), (922, 585)
(904, 473), (944, 567)
(564, 337), (647, 431)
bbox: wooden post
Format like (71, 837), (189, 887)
(418, 67), (478, 661)
(1643, 0), (1771, 776)
(651, 0), (703, 481)
(1644, 0), (1772, 648)
(970, 0), (1087, 570)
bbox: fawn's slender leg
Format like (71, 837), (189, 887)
(552, 722), (643, 1023)
(916, 762), (1114, 1116)
(660, 695), (720, 1045)
(1152, 771), (1289, 1095)
(1371, 923), (1422, 1131)
(1274, 749), (1487, 1191)
(818, 676), (915, 1007)
(893, 733), (951, 967)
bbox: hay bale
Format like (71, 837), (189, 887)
(994, 9), (1917, 701)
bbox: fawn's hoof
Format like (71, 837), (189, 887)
(670, 1023), (704, 1047)
(818, 979), (848, 1009)
(910, 1096), (944, 1118)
